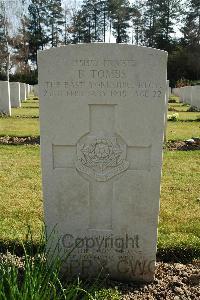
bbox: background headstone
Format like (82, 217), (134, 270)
(0, 81), (11, 116)
(25, 84), (30, 99)
(10, 82), (21, 108)
(179, 87), (185, 103)
(192, 86), (200, 109)
(183, 86), (192, 105)
(20, 83), (26, 101)
(164, 80), (169, 141)
(33, 85), (38, 97)
(172, 87), (180, 98)
(39, 44), (167, 282)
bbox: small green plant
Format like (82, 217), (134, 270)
(188, 106), (200, 112)
(0, 230), (70, 299)
(167, 113), (179, 121)
(0, 229), (122, 300)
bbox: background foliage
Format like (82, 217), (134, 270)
(0, 0), (200, 86)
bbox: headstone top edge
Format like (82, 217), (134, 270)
(38, 43), (168, 56)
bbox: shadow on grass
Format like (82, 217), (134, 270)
(157, 247), (200, 263)
(0, 238), (199, 264)
(0, 239), (44, 257)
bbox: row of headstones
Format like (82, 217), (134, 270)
(0, 81), (38, 116)
(172, 86), (200, 108)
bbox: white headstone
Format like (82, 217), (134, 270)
(20, 83), (26, 101)
(10, 82), (21, 108)
(0, 81), (11, 116)
(33, 85), (38, 97)
(164, 80), (169, 141)
(172, 87), (180, 97)
(39, 44), (167, 282)
(179, 87), (185, 103)
(192, 86), (200, 109)
(26, 84), (30, 99)
(183, 86), (192, 105)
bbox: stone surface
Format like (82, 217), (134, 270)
(26, 84), (30, 99)
(10, 82), (21, 108)
(33, 85), (38, 97)
(164, 80), (169, 141)
(172, 88), (180, 98)
(38, 44), (167, 282)
(192, 86), (200, 109)
(179, 87), (185, 103)
(183, 86), (192, 105)
(0, 81), (11, 115)
(19, 83), (26, 101)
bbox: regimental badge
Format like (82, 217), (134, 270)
(75, 135), (129, 181)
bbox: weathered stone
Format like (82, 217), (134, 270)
(183, 86), (192, 105)
(33, 85), (38, 97)
(19, 83), (26, 101)
(38, 44), (167, 282)
(0, 81), (11, 115)
(192, 86), (200, 109)
(172, 88), (181, 98)
(10, 82), (21, 108)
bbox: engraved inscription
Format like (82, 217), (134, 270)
(76, 135), (129, 182)
(41, 58), (163, 99)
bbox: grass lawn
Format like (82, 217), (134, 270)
(168, 103), (189, 112)
(12, 101), (39, 118)
(0, 145), (199, 259)
(0, 145), (42, 244)
(12, 107), (39, 118)
(168, 111), (200, 120)
(159, 150), (200, 257)
(0, 118), (39, 137)
(167, 121), (200, 141)
(0, 99), (39, 136)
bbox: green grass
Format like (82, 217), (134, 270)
(0, 118), (39, 137)
(0, 99), (39, 136)
(0, 145), (42, 243)
(22, 100), (39, 108)
(168, 103), (189, 112)
(159, 151), (200, 257)
(12, 104), (39, 118)
(167, 121), (200, 140)
(177, 112), (200, 120)
(168, 111), (200, 120)
(167, 102), (200, 140)
(0, 145), (199, 258)
(168, 103), (200, 120)
(0, 232), (122, 299)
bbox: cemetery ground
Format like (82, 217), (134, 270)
(0, 96), (199, 299)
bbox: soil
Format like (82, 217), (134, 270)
(115, 261), (200, 299)
(0, 136), (40, 145)
(0, 136), (200, 151)
(0, 252), (199, 299)
(165, 139), (200, 151)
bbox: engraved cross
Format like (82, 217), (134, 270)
(52, 104), (151, 231)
